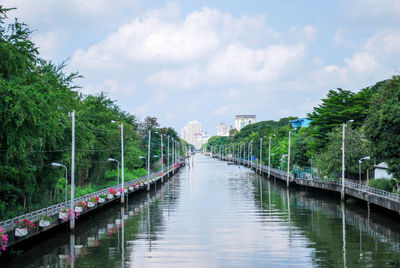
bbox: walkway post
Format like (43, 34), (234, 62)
(120, 123), (125, 203)
(70, 110), (75, 231)
(268, 134), (275, 179)
(160, 134), (164, 182)
(147, 130), (151, 187)
(342, 120), (353, 200)
(287, 130), (291, 187)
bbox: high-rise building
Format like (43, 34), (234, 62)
(234, 115), (256, 131)
(216, 122), (232, 136)
(181, 120), (209, 149)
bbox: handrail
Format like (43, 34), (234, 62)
(220, 155), (399, 201)
(0, 163), (181, 232)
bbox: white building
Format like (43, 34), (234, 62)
(373, 162), (393, 179)
(216, 122), (232, 137)
(234, 115), (256, 131)
(181, 120), (209, 149)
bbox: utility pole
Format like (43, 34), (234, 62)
(287, 131), (291, 187)
(70, 110), (75, 231)
(121, 123), (125, 203)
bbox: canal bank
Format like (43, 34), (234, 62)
(0, 162), (185, 256)
(214, 155), (400, 216)
(1, 154), (400, 267)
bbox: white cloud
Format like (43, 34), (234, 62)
(147, 66), (201, 89)
(364, 30), (400, 56)
(32, 31), (69, 59)
(344, 0), (400, 19)
(206, 43), (306, 84)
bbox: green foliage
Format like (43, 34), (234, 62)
(315, 127), (371, 178)
(368, 179), (391, 192)
(308, 87), (377, 151)
(0, 8), (181, 220)
(365, 75), (400, 178)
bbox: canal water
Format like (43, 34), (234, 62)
(3, 154), (400, 267)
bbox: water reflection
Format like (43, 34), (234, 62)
(2, 154), (400, 267)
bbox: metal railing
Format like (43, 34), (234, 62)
(0, 163), (181, 232)
(218, 155), (399, 202)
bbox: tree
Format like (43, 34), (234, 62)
(315, 127), (371, 179)
(365, 75), (400, 178)
(308, 87), (376, 151)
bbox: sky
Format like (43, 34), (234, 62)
(3, 0), (400, 135)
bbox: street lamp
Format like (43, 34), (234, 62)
(268, 134), (276, 179)
(342, 119), (354, 200)
(51, 162), (68, 205)
(359, 156), (370, 186)
(259, 136), (266, 174)
(111, 120), (125, 203)
(108, 158), (120, 187)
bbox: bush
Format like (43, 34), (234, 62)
(369, 178), (391, 192)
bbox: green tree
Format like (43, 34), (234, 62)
(365, 75), (400, 178)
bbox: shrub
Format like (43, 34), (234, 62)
(369, 178), (391, 192)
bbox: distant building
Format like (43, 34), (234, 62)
(181, 120), (209, 149)
(290, 118), (311, 129)
(216, 122), (232, 137)
(235, 115), (256, 131)
(373, 162), (393, 180)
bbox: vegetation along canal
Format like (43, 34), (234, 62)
(2, 154), (400, 267)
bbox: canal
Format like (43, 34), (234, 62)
(2, 154), (400, 267)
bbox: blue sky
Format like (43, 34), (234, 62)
(3, 0), (400, 135)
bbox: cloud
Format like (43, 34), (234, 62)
(32, 31), (69, 59)
(343, 0), (400, 20)
(146, 66), (201, 89)
(206, 43), (306, 84)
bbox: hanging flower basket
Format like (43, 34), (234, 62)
(128, 186), (134, 191)
(87, 202), (96, 208)
(75, 206), (83, 213)
(115, 191), (121, 197)
(15, 228), (28, 237)
(107, 194), (114, 199)
(88, 196), (99, 208)
(59, 208), (76, 221)
(0, 227), (8, 251)
(38, 214), (52, 228)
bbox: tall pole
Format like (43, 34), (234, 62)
(147, 130), (151, 181)
(167, 136), (170, 170)
(341, 123), (345, 200)
(121, 123), (125, 203)
(70, 110), (75, 230)
(259, 137), (263, 174)
(287, 131), (291, 187)
(161, 134), (164, 174)
(359, 160), (361, 186)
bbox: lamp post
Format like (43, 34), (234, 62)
(51, 162), (68, 205)
(359, 156), (370, 186)
(287, 130), (292, 187)
(147, 130), (152, 181)
(108, 158), (120, 187)
(259, 136), (266, 174)
(160, 134), (164, 175)
(268, 134), (276, 179)
(70, 110), (75, 230)
(342, 119), (354, 200)
(112, 120), (125, 203)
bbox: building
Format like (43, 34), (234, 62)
(234, 115), (256, 131)
(181, 120), (210, 149)
(290, 118), (311, 129)
(216, 122), (232, 137)
(373, 162), (393, 180)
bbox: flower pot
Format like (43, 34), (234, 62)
(107, 194), (114, 199)
(39, 220), (51, 228)
(129, 186), (134, 191)
(123, 189), (128, 193)
(98, 197), (106, 203)
(88, 237), (97, 247)
(115, 219), (121, 225)
(15, 228), (28, 237)
(107, 223), (114, 229)
(87, 202), (96, 208)
(75, 206), (83, 213)
(134, 185), (139, 189)
(116, 192), (121, 197)
(59, 212), (68, 220)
